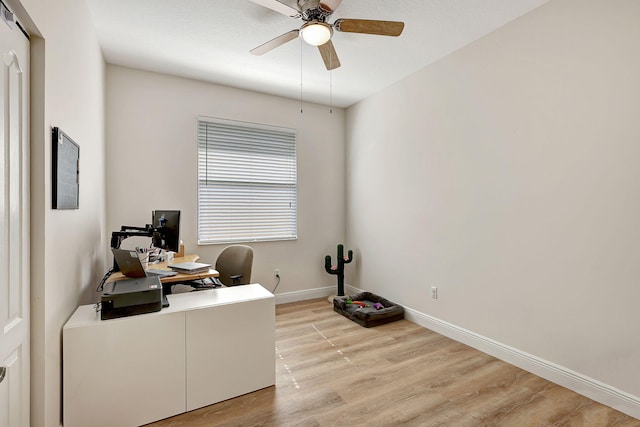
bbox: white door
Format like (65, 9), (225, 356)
(0, 5), (30, 427)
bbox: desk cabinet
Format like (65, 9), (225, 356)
(63, 284), (275, 427)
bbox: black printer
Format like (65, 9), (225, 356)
(100, 276), (163, 320)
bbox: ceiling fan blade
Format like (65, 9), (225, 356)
(334, 19), (405, 36)
(250, 30), (300, 56)
(320, 0), (342, 12)
(318, 40), (340, 70)
(250, 0), (299, 17)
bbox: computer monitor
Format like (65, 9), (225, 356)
(152, 210), (180, 252)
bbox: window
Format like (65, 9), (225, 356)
(197, 117), (297, 244)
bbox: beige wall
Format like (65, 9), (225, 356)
(105, 65), (346, 297)
(8, 0), (106, 425)
(346, 0), (640, 416)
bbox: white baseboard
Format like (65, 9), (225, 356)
(344, 284), (361, 295)
(274, 284), (362, 305)
(402, 305), (640, 420)
(274, 286), (334, 305)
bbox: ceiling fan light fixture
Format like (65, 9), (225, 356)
(300, 22), (332, 46)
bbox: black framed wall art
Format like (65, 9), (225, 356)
(52, 127), (80, 209)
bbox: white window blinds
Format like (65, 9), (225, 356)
(197, 117), (297, 244)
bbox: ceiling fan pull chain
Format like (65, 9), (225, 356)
(300, 40), (304, 114)
(329, 67), (333, 114)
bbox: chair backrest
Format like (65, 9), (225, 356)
(215, 245), (253, 286)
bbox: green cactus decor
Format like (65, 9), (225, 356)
(325, 244), (353, 296)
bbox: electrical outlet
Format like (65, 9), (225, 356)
(274, 268), (280, 278)
(431, 286), (438, 299)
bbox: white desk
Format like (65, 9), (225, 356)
(63, 284), (275, 427)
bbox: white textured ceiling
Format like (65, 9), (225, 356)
(86, 0), (549, 108)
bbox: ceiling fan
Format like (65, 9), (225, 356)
(249, 0), (405, 70)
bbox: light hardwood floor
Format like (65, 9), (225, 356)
(147, 298), (640, 426)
